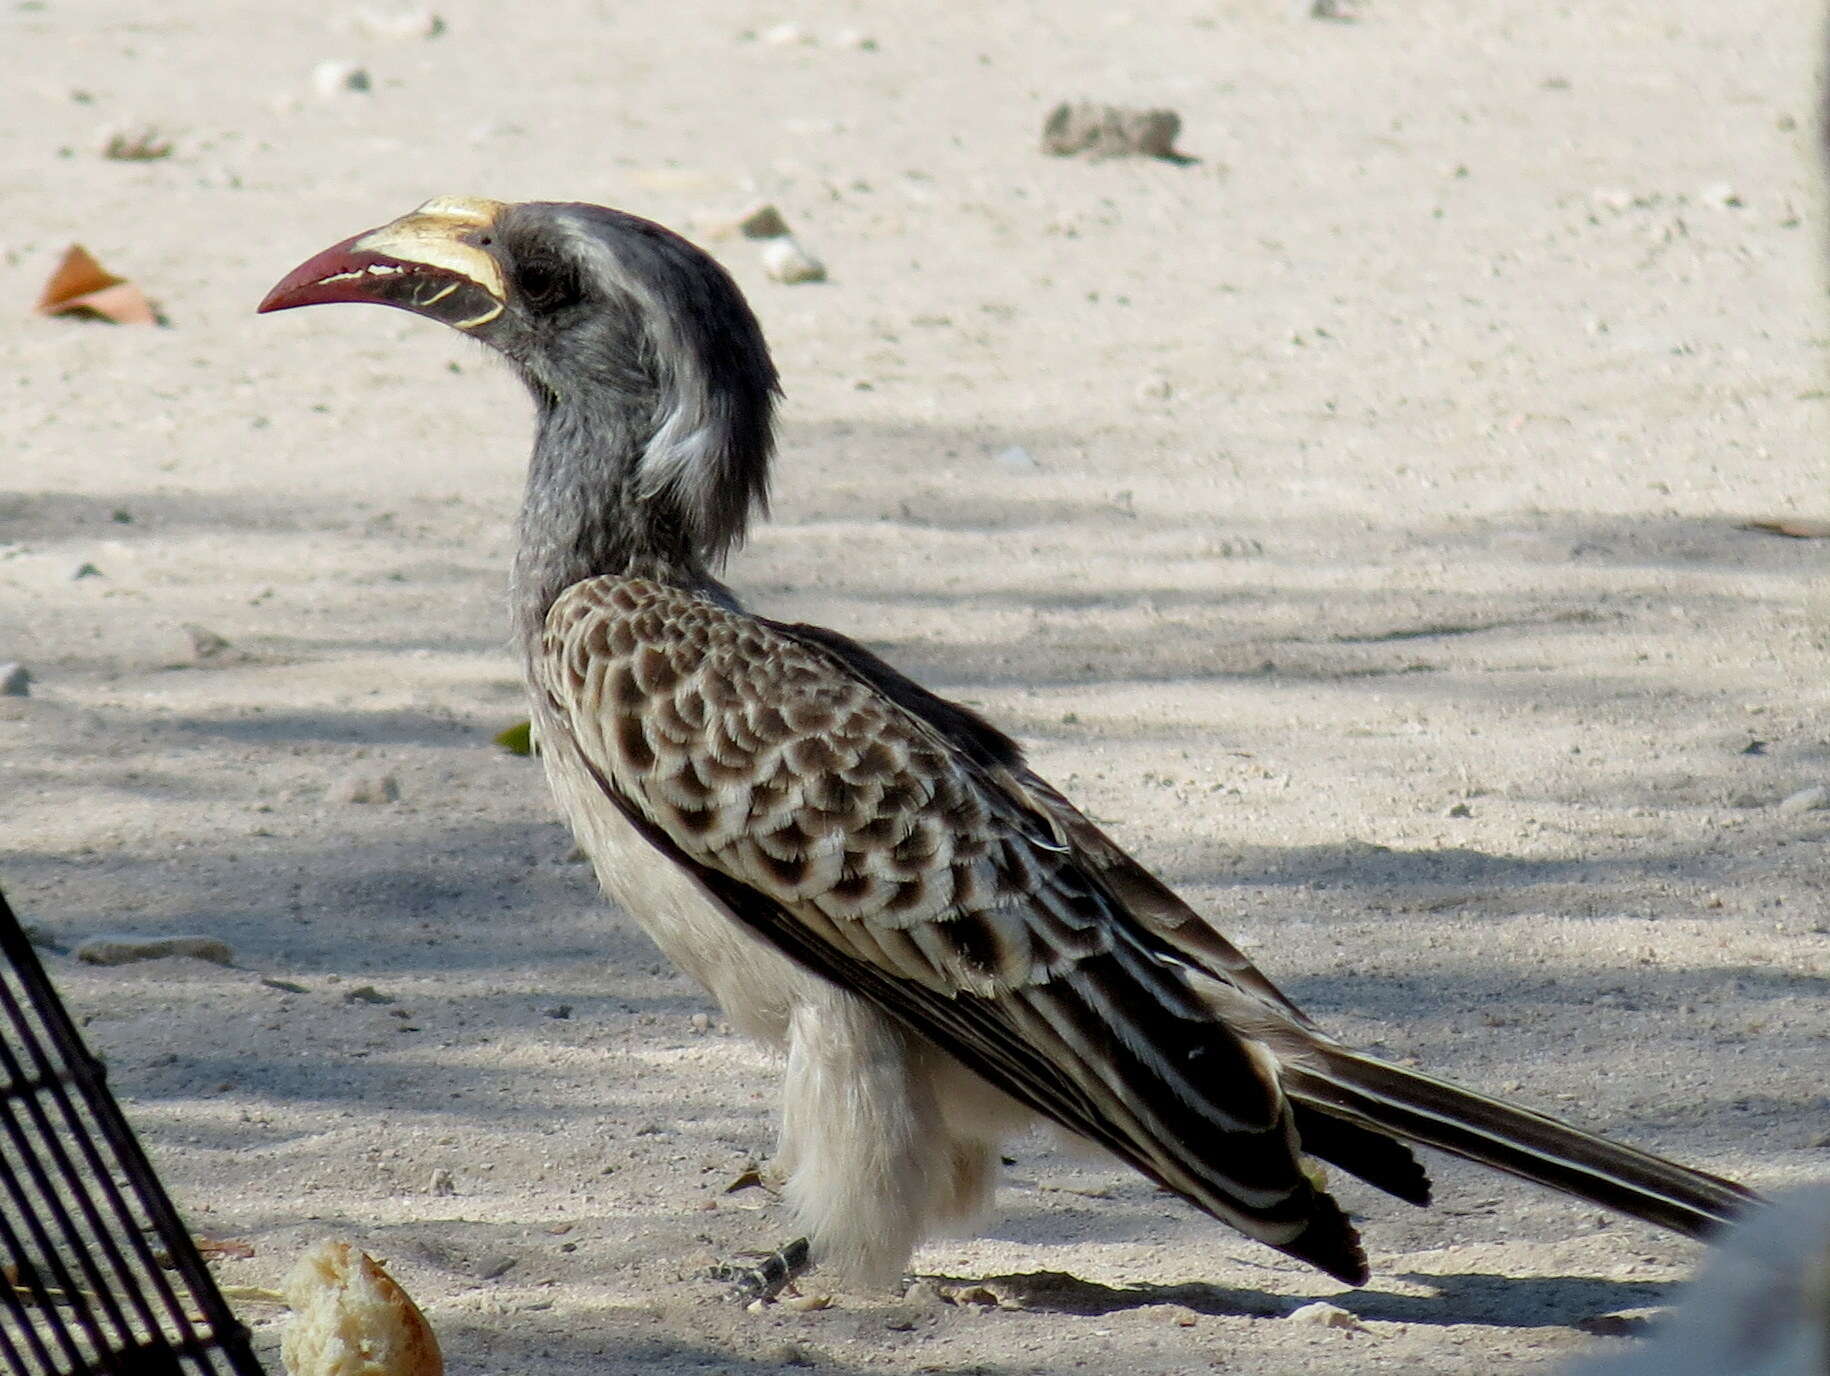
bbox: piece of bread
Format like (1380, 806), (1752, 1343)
(280, 1240), (443, 1376)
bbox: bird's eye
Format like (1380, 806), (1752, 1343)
(516, 258), (577, 311)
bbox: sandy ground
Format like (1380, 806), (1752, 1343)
(2, 1), (1827, 1372)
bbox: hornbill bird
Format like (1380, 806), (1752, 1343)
(261, 198), (1758, 1293)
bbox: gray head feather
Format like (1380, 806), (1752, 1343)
(482, 203), (779, 626)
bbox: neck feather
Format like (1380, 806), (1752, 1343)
(509, 384), (763, 653)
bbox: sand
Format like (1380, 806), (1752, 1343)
(1, 0), (1825, 1371)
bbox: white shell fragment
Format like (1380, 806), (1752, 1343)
(696, 200), (827, 281)
(760, 236), (826, 284)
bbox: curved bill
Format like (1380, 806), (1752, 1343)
(258, 196), (510, 331)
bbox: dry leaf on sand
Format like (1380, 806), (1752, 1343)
(33, 244), (159, 324)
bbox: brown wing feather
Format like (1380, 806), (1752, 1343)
(1001, 771), (1318, 1026)
(537, 575), (1370, 1282)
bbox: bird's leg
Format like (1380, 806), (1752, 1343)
(703, 1235), (812, 1303)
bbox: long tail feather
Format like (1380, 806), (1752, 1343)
(1283, 1046), (1756, 1237)
(1288, 1102), (1433, 1207)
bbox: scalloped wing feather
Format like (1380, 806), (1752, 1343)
(534, 574), (1368, 1280)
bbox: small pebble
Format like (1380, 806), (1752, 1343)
(350, 7), (444, 39)
(832, 28), (877, 49)
(330, 770), (400, 804)
(735, 203), (791, 239)
(184, 624), (231, 660)
(75, 935), (234, 967)
(903, 1279), (945, 1308)
(1444, 801), (1473, 818)
(1286, 1300), (1364, 1331)
(98, 125), (173, 161)
(994, 444), (1039, 471)
(342, 984), (394, 1005)
(1041, 102), (1184, 160)
(690, 1012), (712, 1034)
(72, 563), (102, 580)
(1699, 182), (1743, 209)
(699, 202), (793, 240)
(759, 237), (825, 284)
(1574, 1309), (1658, 1337)
(761, 21), (812, 46)
(474, 1253), (517, 1280)
(312, 61), (372, 98)
(0, 663), (32, 696)
(428, 1168), (456, 1196)
(1776, 785), (1827, 815)
(1134, 375), (1173, 403)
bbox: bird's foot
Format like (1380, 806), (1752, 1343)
(702, 1236), (812, 1304)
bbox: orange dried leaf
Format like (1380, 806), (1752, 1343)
(35, 244), (158, 324)
(37, 244), (119, 305)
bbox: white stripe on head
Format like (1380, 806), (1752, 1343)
(548, 213), (722, 507)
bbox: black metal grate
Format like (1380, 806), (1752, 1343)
(0, 887), (267, 1374)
